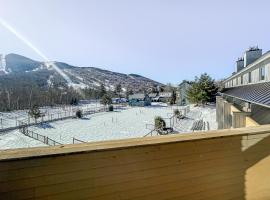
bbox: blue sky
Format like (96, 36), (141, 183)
(0, 0), (270, 84)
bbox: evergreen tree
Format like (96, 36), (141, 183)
(28, 105), (42, 123)
(115, 84), (122, 97)
(99, 83), (106, 97)
(101, 94), (112, 106)
(170, 90), (177, 105)
(159, 86), (165, 92)
(187, 73), (218, 105)
(70, 98), (78, 105)
(126, 89), (134, 99)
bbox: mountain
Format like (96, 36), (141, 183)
(0, 53), (162, 92)
(5, 54), (44, 73)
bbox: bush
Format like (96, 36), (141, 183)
(28, 105), (41, 123)
(174, 109), (180, 116)
(109, 105), (114, 112)
(76, 110), (83, 118)
(154, 116), (166, 130)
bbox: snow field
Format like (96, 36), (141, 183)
(0, 103), (217, 150)
(0, 130), (46, 150)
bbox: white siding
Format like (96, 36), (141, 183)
(243, 73), (248, 85)
(265, 63), (270, 81)
(224, 58), (270, 88)
(254, 68), (260, 83)
(233, 78), (237, 86)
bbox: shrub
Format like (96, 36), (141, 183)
(154, 116), (166, 130)
(109, 105), (114, 112)
(174, 109), (180, 116)
(28, 105), (41, 123)
(76, 110), (83, 118)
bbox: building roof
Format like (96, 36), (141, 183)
(148, 93), (158, 98)
(179, 80), (192, 87)
(129, 93), (147, 100)
(222, 82), (270, 108)
(159, 92), (172, 98)
(224, 50), (270, 82)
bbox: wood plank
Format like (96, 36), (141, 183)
(0, 136), (241, 172)
(0, 144), (248, 187)
(0, 141), (244, 182)
(1, 146), (269, 193)
(1, 124), (270, 162)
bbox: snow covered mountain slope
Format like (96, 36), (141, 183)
(1, 53), (162, 92)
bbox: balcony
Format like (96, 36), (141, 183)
(1, 125), (270, 200)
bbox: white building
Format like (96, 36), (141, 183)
(224, 47), (269, 88)
(217, 47), (270, 128)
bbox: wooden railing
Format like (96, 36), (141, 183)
(1, 125), (270, 199)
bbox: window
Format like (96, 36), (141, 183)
(248, 72), (252, 83)
(259, 66), (265, 81)
(241, 75), (243, 85)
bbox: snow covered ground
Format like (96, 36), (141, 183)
(0, 102), (101, 129)
(0, 130), (46, 150)
(0, 103), (217, 150)
(174, 105), (217, 132)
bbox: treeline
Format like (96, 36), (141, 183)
(0, 73), (126, 112)
(0, 70), (162, 112)
(0, 86), (81, 111)
(0, 71), (80, 111)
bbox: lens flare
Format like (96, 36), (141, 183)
(0, 18), (73, 85)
